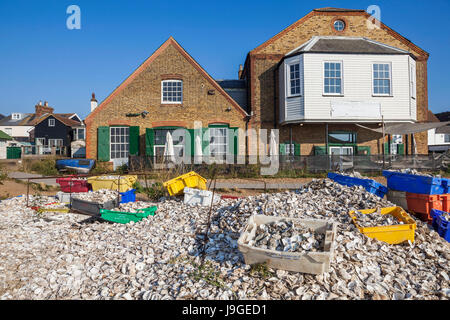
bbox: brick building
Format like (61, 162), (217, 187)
(85, 7), (430, 166)
(85, 37), (248, 168)
(240, 7), (430, 156)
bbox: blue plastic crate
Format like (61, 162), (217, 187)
(120, 189), (136, 204)
(327, 173), (388, 198)
(430, 209), (450, 243)
(382, 171), (450, 195)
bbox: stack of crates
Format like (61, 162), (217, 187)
(87, 175), (137, 204)
(383, 171), (450, 224)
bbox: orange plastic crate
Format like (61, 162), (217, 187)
(440, 194), (450, 212)
(406, 193), (442, 217)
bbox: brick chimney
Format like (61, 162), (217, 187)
(90, 93), (98, 112)
(35, 101), (54, 118)
(238, 64), (244, 79)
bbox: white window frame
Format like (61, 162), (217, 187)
(209, 127), (228, 159)
(372, 62), (393, 97)
(445, 134), (450, 143)
(48, 139), (63, 148)
(286, 63), (301, 98)
(153, 128), (185, 158)
(75, 127), (85, 140)
(161, 80), (183, 104)
(48, 118), (55, 127)
(110, 127), (129, 160)
(11, 113), (21, 120)
(334, 20), (345, 31)
(323, 61), (343, 96)
(285, 143), (295, 156)
(410, 64), (416, 99)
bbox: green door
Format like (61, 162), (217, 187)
(6, 147), (21, 159)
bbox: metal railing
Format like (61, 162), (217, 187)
(128, 153), (449, 174)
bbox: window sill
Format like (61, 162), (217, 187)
(161, 103), (183, 107)
(372, 95), (393, 98)
(322, 94), (344, 97)
(287, 95), (302, 99)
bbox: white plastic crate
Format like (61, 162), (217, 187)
(56, 191), (82, 204)
(238, 215), (337, 275)
(183, 187), (221, 206)
(387, 190), (408, 210)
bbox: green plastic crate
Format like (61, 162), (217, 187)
(100, 206), (157, 224)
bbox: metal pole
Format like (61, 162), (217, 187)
(382, 116), (385, 169)
(325, 123), (329, 170)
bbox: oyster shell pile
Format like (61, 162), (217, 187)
(0, 178), (448, 301)
(72, 189), (119, 203)
(352, 209), (404, 228)
(252, 221), (324, 252)
(116, 201), (158, 213)
(391, 169), (438, 178)
(93, 175), (130, 180)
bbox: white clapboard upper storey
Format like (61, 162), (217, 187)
(278, 36), (417, 124)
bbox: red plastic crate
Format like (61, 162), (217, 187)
(56, 177), (90, 193)
(406, 192), (442, 220)
(440, 194), (450, 212)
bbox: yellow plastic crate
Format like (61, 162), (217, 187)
(348, 206), (416, 244)
(163, 171), (207, 196)
(88, 175), (137, 193)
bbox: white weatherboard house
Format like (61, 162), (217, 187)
(278, 37), (417, 124)
(277, 36), (417, 156)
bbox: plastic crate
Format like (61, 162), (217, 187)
(327, 173), (387, 198)
(71, 197), (119, 216)
(120, 189), (136, 204)
(440, 194), (450, 212)
(382, 171), (450, 195)
(430, 209), (450, 243)
(163, 171), (207, 196)
(87, 175), (137, 193)
(56, 176), (90, 193)
(348, 206), (416, 244)
(387, 190), (408, 210)
(406, 193), (442, 220)
(237, 215), (337, 275)
(183, 187), (220, 206)
(100, 206), (157, 224)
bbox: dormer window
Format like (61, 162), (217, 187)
(48, 118), (55, 127)
(161, 80), (183, 104)
(12, 113), (21, 120)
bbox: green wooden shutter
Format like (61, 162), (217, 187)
(384, 142), (389, 155)
(145, 128), (155, 156)
(97, 126), (110, 161)
(229, 127), (239, 156)
(314, 146), (326, 155)
(294, 143), (301, 156)
(187, 129), (195, 157)
(279, 143), (286, 155)
(129, 126), (140, 156)
(202, 128), (209, 156)
(397, 144), (405, 155)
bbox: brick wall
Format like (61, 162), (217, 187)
(85, 41), (247, 159)
(246, 10), (429, 154)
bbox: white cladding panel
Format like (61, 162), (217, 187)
(0, 126), (33, 138)
(331, 101), (381, 118)
(281, 55), (304, 122)
(302, 53), (415, 121)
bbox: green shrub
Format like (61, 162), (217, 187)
(30, 159), (58, 176)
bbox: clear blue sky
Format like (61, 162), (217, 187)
(1, 0), (449, 119)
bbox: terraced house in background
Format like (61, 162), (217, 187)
(85, 7), (430, 166)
